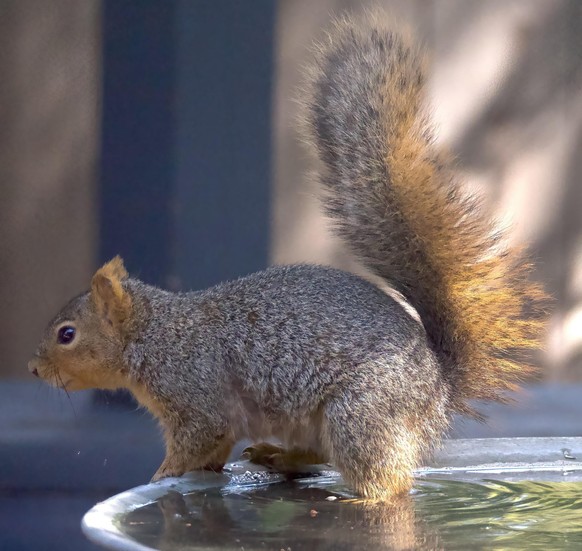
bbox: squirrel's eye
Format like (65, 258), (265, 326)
(57, 326), (76, 345)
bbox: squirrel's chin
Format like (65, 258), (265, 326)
(57, 377), (89, 392)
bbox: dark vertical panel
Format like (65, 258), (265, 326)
(100, 1), (175, 285)
(173, 1), (274, 290)
(101, 1), (274, 290)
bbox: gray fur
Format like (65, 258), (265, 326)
(123, 264), (450, 494)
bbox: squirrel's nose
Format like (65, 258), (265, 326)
(28, 359), (40, 377)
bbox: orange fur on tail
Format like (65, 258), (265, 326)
(302, 12), (548, 412)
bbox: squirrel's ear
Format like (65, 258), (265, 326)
(91, 256), (131, 328)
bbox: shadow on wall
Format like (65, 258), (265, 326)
(272, 0), (582, 380)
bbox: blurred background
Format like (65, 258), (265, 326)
(1, 0), (582, 549)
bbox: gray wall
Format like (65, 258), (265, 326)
(0, 0), (100, 378)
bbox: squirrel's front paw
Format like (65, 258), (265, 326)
(151, 466), (185, 482)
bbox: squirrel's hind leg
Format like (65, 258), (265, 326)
(322, 399), (432, 501)
(242, 442), (326, 473)
(200, 437), (235, 472)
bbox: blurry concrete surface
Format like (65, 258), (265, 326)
(1, 382), (164, 550)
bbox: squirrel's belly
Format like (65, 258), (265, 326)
(228, 392), (274, 441)
(227, 387), (327, 454)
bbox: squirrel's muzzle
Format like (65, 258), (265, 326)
(28, 357), (40, 377)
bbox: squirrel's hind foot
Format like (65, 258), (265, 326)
(241, 442), (326, 473)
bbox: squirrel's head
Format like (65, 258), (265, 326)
(28, 256), (133, 391)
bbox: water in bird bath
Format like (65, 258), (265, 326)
(83, 437), (582, 551)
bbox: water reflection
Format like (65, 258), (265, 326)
(120, 475), (582, 550)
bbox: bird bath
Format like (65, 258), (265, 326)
(82, 437), (582, 550)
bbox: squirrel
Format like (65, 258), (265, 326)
(28, 12), (547, 501)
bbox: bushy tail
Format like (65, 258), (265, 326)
(300, 12), (548, 413)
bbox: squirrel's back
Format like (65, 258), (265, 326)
(203, 264), (441, 405)
(300, 12), (547, 414)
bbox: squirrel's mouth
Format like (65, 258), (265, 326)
(28, 356), (75, 390)
(27, 357), (55, 385)
(27, 356), (42, 377)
